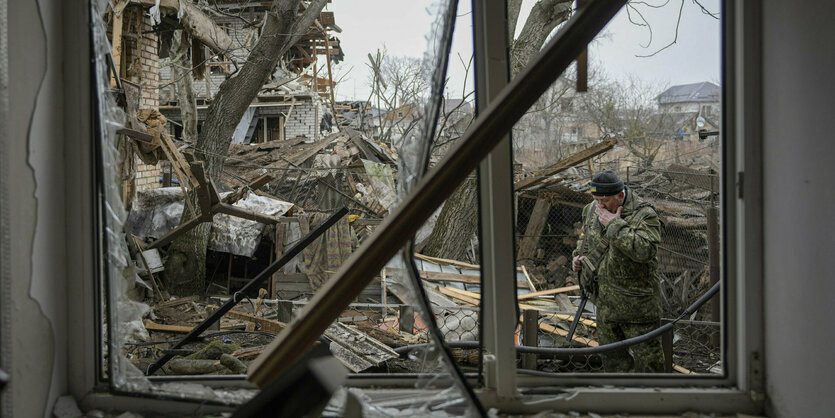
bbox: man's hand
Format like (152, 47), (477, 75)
(598, 206), (622, 227)
(572, 256), (585, 272)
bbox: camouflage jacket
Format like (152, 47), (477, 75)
(573, 188), (663, 323)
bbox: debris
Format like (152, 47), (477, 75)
(143, 320), (195, 333)
(517, 285), (580, 300)
(153, 295), (199, 309)
(168, 358), (227, 375)
(186, 340), (240, 360)
(220, 353), (248, 374)
(515, 138), (617, 190)
(53, 395), (83, 418)
(323, 322), (399, 373)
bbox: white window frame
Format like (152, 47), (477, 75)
(60, 0), (766, 414)
(467, 0), (765, 413)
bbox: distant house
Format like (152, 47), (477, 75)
(656, 81), (720, 118)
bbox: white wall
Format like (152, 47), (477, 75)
(7, 0), (72, 416)
(762, 1), (835, 416)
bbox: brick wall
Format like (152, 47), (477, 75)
(136, 13), (161, 190)
(284, 97), (326, 139)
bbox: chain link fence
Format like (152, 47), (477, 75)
(513, 139), (722, 374)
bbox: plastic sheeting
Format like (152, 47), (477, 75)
(208, 194), (294, 257)
(361, 159), (397, 212)
(128, 187), (294, 257)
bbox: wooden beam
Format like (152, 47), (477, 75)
(146, 216), (204, 249)
(233, 346), (266, 359)
(143, 320), (195, 333)
(517, 285), (580, 300)
(437, 286), (480, 306)
(413, 253), (481, 270)
(222, 310), (285, 334)
(539, 311), (596, 328)
(117, 128), (154, 143)
(538, 322), (597, 347)
(517, 198), (551, 260)
(436, 286), (595, 327)
(153, 295), (198, 309)
(385, 267), (528, 288)
(216, 203), (281, 224)
(222, 174), (273, 204)
(110, 1), (126, 88)
(515, 138), (617, 191)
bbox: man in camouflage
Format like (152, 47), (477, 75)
(571, 170), (665, 373)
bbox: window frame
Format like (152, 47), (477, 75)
(66, 0), (766, 414)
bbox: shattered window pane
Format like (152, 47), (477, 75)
(93, 0), (481, 410)
(510, 0), (723, 376)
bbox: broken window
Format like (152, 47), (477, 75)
(87, 0), (742, 414)
(93, 0), (483, 412)
(510, 0), (723, 379)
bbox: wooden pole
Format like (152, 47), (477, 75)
(110, 1), (126, 88)
(708, 205), (720, 323)
(522, 310), (539, 369)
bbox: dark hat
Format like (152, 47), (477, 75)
(590, 170), (624, 196)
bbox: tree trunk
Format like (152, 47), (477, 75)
(419, 1), (571, 262)
(510, 0), (572, 76)
(171, 30), (198, 144)
(164, 0), (328, 295)
(420, 177), (479, 263)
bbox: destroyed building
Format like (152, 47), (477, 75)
(3, 0), (835, 417)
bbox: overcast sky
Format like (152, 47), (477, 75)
(325, 0), (721, 101)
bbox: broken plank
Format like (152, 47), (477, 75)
(517, 285), (580, 300)
(673, 364), (698, 374)
(222, 174), (273, 204)
(413, 253), (481, 270)
(520, 265), (537, 292)
(110, 1), (125, 88)
(233, 346), (266, 359)
(290, 132), (345, 166)
(144, 320), (196, 333)
(386, 267), (528, 288)
(436, 288), (595, 327)
(538, 322), (598, 347)
(146, 216), (204, 249)
(386, 267), (478, 284)
(515, 138), (617, 191)
(437, 286), (480, 306)
(117, 127), (154, 143)
(216, 203), (281, 224)
(154, 295), (200, 309)
(414, 252), (525, 272)
(220, 309), (285, 334)
(323, 322), (399, 373)
(539, 311), (596, 328)
(517, 198), (551, 261)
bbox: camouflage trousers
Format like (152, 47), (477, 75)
(597, 320), (665, 373)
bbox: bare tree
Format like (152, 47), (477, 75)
(576, 76), (670, 170)
(164, 0), (328, 295)
(420, 0), (573, 262)
(363, 53), (430, 146)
